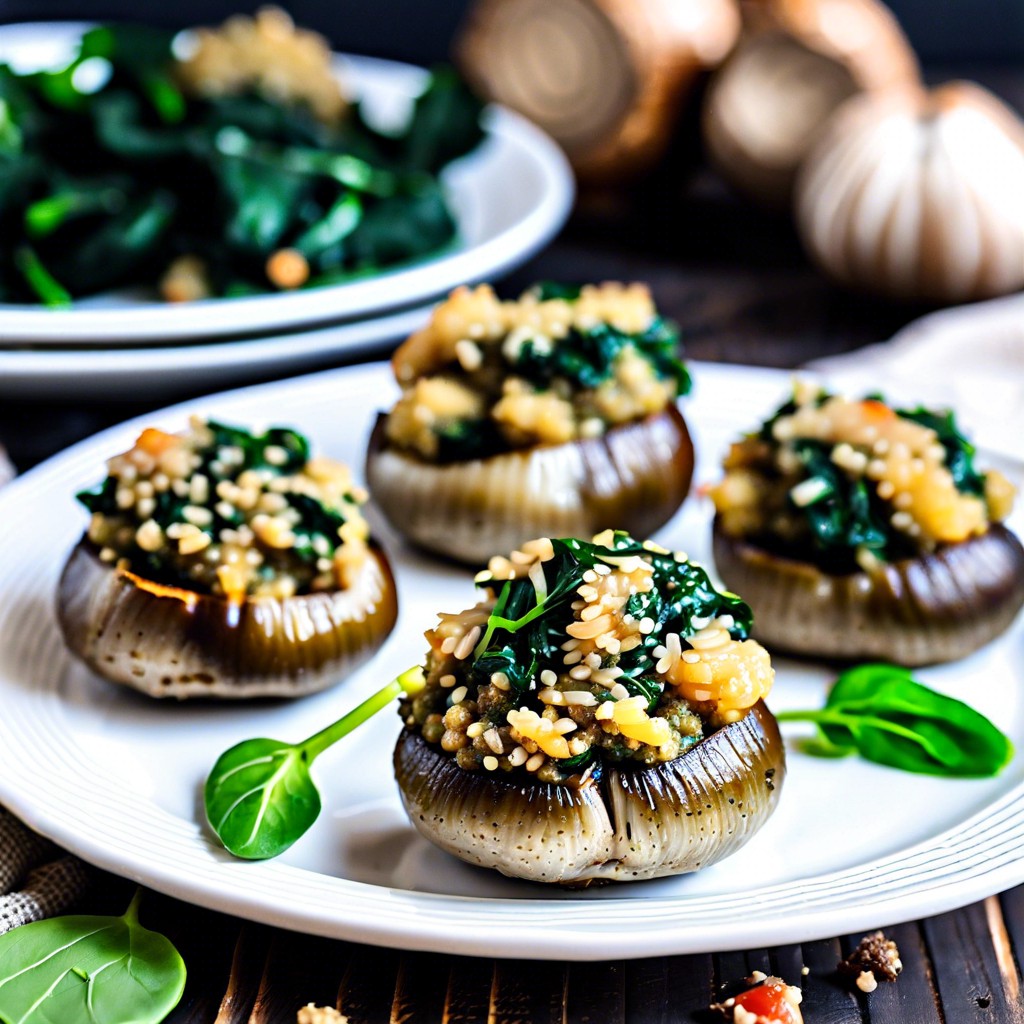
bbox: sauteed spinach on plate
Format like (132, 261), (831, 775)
(0, 16), (483, 305)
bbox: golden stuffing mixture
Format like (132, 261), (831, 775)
(175, 6), (348, 123)
(400, 531), (774, 783)
(79, 416), (369, 601)
(711, 383), (1015, 569)
(384, 283), (690, 460)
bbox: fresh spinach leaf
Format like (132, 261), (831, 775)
(0, 890), (185, 1024)
(206, 667), (425, 858)
(777, 663), (1013, 777)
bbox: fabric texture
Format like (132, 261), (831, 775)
(0, 808), (91, 934)
(0, 465), (91, 934)
(807, 292), (1024, 462)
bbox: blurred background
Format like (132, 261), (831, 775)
(1, 0), (1022, 65)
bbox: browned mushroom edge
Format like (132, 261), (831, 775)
(57, 536), (399, 699)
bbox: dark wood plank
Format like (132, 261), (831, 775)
(922, 899), (1024, 1023)
(246, 932), (346, 1024)
(391, 952), (454, 1024)
(845, 921), (942, 1024)
(793, 938), (862, 1024)
(626, 953), (714, 1023)
(489, 959), (566, 1024)
(337, 945), (402, 1024)
(440, 956), (494, 1024)
(564, 961), (626, 1024)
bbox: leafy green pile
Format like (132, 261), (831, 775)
(762, 393), (988, 565)
(77, 419), (359, 591)
(0, 25), (483, 304)
(467, 532), (750, 770)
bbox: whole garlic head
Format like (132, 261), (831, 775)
(796, 82), (1024, 303)
(702, 0), (918, 207)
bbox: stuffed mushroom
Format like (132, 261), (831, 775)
(710, 385), (1024, 665)
(366, 282), (695, 564)
(58, 417), (397, 698)
(394, 530), (784, 885)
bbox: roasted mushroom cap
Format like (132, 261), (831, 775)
(394, 700), (783, 885)
(365, 405), (694, 565)
(712, 520), (1024, 666)
(57, 538), (398, 699)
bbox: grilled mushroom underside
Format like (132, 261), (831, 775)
(57, 537), (398, 698)
(394, 700), (784, 885)
(712, 520), (1024, 665)
(366, 405), (694, 565)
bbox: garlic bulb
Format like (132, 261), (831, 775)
(457, 0), (740, 182)
(796, 82), (1024, 303)
(702, 0), (918, 207)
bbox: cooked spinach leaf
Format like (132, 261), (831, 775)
(0, 23), (484, 302)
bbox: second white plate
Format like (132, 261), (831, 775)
(0, 25), (573, 345)
(1, 361), (1022, 959)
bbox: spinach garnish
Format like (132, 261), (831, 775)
(206, 667), (425, 858)
(0, 24), (484, 303)
(777, 663), (1013, 777)
(0, 889), (185, 1024)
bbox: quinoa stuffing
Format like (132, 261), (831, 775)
(77, 416), (370, 601)
(399, 530), (774, 784)
(711, 383), (1016, 573)
(384, 282), (691, 461)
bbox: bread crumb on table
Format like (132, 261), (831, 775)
(297, 1004), (348, 1024)
(838, 930), (903, 988)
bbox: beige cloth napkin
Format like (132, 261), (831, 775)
(806, 293), (1024, 462)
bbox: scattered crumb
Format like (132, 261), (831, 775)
(838, 930), (903, 989)
(710, 974), (803, 1023)
(297, 1005), (348, 1024)
(800, 966), (809, 976)
(856, 970), (878, 993)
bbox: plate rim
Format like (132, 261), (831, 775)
(1, 360), (1023, 960)
(0, 28), (574, 344)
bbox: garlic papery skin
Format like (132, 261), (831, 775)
(796, 82), (1024, 303)
(457, 0), (740, 183)
(702, 0), (918, 207)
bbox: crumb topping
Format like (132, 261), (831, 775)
(712, 385), (1014, 570)
(79, 416), (369, 600)
(400, 531), (773, 782)
(384, 283), (690, 459)
(175, 7), (347, 122)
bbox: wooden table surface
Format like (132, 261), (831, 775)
(2, 72), (1024, 1020)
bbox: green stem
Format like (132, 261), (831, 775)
(122, 887), (143, 925)
(15, 247), (71, 306)
(300, 666), (424, 762)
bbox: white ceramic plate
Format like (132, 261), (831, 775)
(0, 24), (573, 345)
(1, 362), (1023, 960)
(0, 303), (432, 399)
